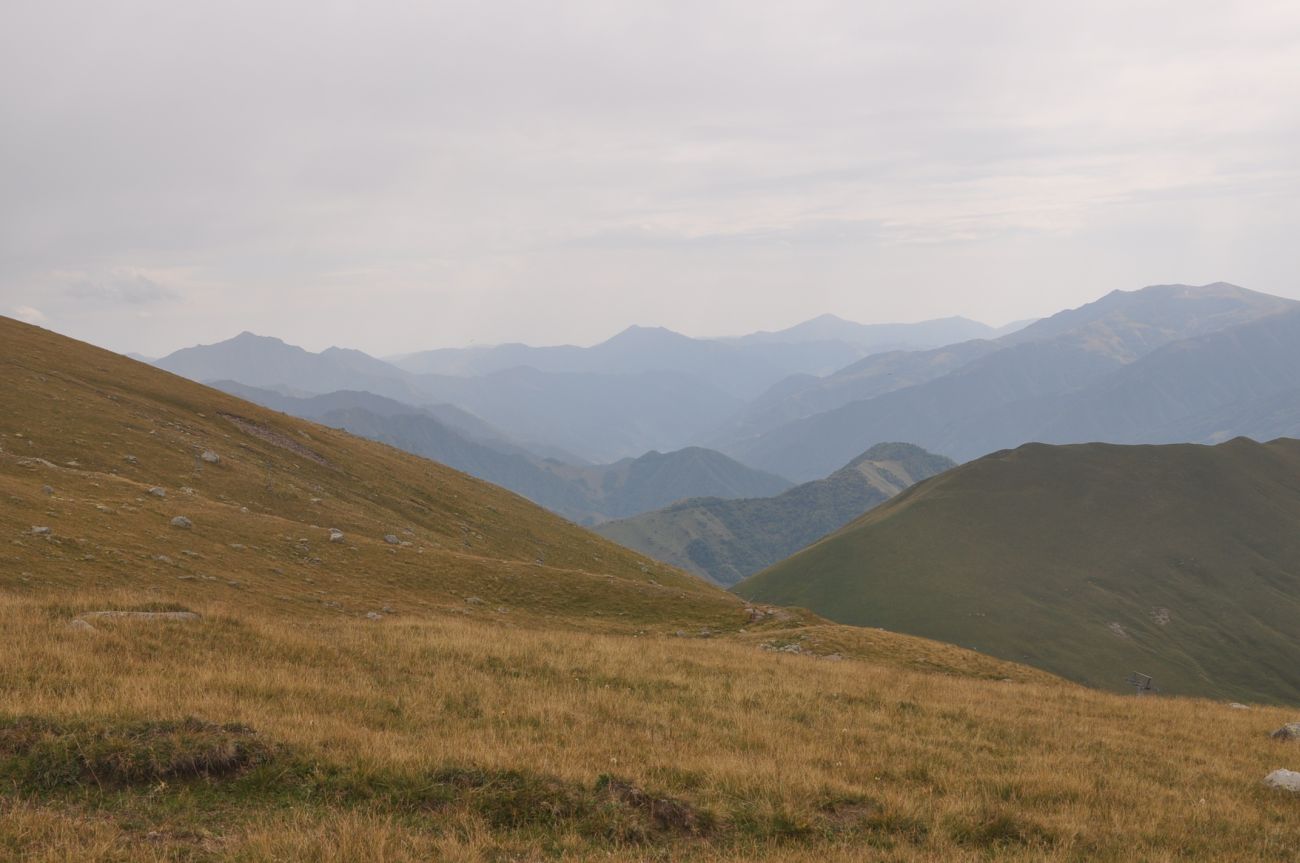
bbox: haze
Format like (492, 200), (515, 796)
(3, 0), (1299, 356)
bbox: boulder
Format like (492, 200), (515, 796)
(1264, 769), (1300, 793)
(67, 618), (96, 632)
(1272, 723), (1300, 742)
(31, 526), (51, 536)
(170, 516), (193, 529)
(383, 534), (400, 545)
(328, 529), (345, 543)
(1229, 703), (1251, 710)
(40, 485), (53, 495)
(365, 611), (384, 621)
(148, 486), (166, 498)
(200, 450), (221, 464)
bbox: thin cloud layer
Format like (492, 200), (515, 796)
(2, 1), (1298, 355)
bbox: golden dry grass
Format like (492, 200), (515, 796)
(1, 588), (1299, 861)
(2, 316), (1299, 860)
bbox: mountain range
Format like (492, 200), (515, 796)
(211, 382), (789, 524)
(151, 314), (1023, 464)
(738, 437), (1300, 703)
(596, 443), (953, 586)
(722, 283), (1299, 479)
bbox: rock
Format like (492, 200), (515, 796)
(124, 455), (139, 465)
(153, 554), (173, 564)
(365, 611), (384, 621)
(170, 516), (192, 529)
(382, 605), (395, 614)
(1264, 769), (1300, 793)
(40, 485), (53, 495)
(200, 450), (221, 464)
(67, 618), (96, 632)
(81, 611), (200, 622)
(328, 529), (344, 543)
(31, 526), (52, 536)
(1272, 723), (1300, 742)
(383, 534), (399, 545)
(1229, 703), (1251, 710)
(465, 596), (484, 605)
(148, 486), (166, 498)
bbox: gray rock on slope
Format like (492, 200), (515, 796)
(200, 450), (221, 464)
(170, 516), (193, 529)
(1272, 723), (1300, 741)
(1264, 769), (1300, 793)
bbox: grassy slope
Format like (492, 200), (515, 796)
(596, 444), (953, 586)
(3, 317), (1300, 861)
(739, 439), (1300, 704)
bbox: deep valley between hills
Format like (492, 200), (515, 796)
(5, 281), (1300, 860)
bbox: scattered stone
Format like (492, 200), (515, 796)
(697, 627), (714, 638)
(80, 611), (200, 622)
(170, 516), (193, 529)
(30, 526), (51, 536)
(365, 611), (384, 621)
(67, 618), (96, 632)
(96, 505), (113, 513)
(124, 455), (139, 465)
(1272, 723), (1300, 742)
(229, 543), (246, 550)
(1107, 622), (1129, 639)
(1150, 607), (1171, 626)
(200, 450), (221, 464)
(153, 555), (173, 565)
(148, 486), (166, 498)
(180, 487), (196, 495)
(465, 596), (484, 605)
(382, 605), (395, 614)
(383, 534), (400, 545)
(328, 529), (344, 543)
(40, 485), (53, 495)
(1264, 769), (1300, 793)
(1229, 703), (1252, 710)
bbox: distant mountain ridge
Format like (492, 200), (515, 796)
(209, 383), (787, 525)
(737, 438), (1300, 704)
(156, 334), (743, 463)
(596, 443), (953, 585)
(726, 283), (1299, 478)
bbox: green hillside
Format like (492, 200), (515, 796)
(738, 438), (1300, 704)
(597, 443), (953, 585)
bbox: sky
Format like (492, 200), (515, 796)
(3, 1), (1299, 357)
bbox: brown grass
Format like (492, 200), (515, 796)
(2, 316), (1299, 860)
(1, 590), (1298, 861)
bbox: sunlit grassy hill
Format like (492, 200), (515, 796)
(3, 316), (1299, 861)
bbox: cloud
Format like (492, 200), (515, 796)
(62, 271), (179, 305)
(1, 1), (1298, 355)
(11, 305), (46, 324)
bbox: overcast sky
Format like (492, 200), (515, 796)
(3, 1), (1299, 356)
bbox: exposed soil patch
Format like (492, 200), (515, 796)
(219, 413), (329, 466)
